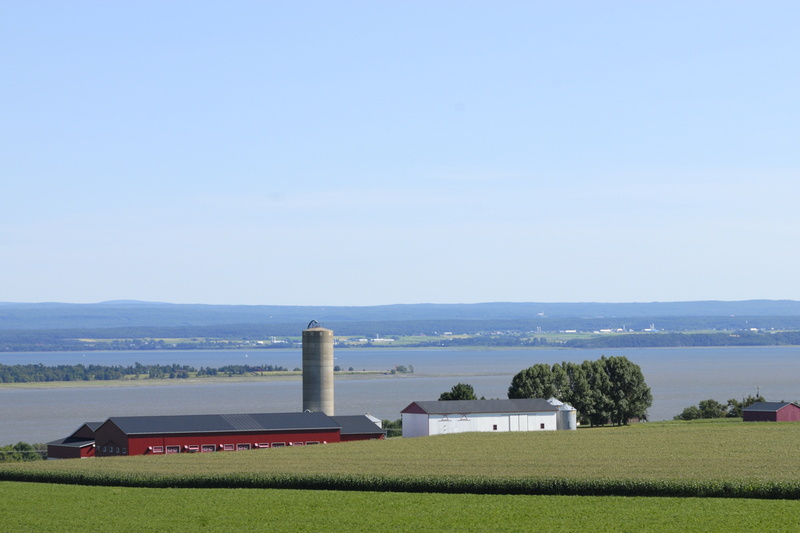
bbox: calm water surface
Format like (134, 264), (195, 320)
(2, 346), (798, 444)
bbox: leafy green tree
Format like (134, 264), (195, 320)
(600, 355), (652, 425)
(508, 356), (652, 427)
(726, 394), (765, 418)
(581, 359), (614, 426)
(674, 405), (702, 420)
(382, 418), (402, 438)
(439, 383), (478, 401)
(697, 399), (728, 419)
(560, 361), (593, 425)
(0, 442), (44, 462)
(508, 364), (561, 399)
(675, 394), (766, 420)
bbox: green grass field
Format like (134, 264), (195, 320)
(4, 421), (800, 531)
(3, 481), (800, 532)
(7, 420), (800, 484)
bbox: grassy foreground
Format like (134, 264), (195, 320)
(4, 422), (800, 531)
(3, 420), (800, 498)
(3, 481), (800, 533)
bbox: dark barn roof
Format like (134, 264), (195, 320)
(105, 412), (340, 436)
(331, 415), (385, 436)
(743, 402), (796, 412)
(46, 436), (95, 448)
(401, 398), (558, 415)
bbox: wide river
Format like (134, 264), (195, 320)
(2, 346), (798, 444)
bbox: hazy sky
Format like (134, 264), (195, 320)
(2, 2), (798, 306)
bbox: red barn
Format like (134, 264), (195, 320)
(47, 412), (385, 458)
(742, 401), (800, 422)
(47, 422), (102, 459)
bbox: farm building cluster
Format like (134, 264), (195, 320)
(45, 325), (800, 459)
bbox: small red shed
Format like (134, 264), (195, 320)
(46, 422), (102, 459)
(742, 401), (800, 422)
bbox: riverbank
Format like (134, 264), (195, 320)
(0, 370), (418, 390)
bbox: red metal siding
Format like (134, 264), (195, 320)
(128, 429), (341, 456)
(80, 445), (96, 458)
(400, 403), (427, 414)
(777, 404), (800, 422)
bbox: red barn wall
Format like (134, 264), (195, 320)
(47, 445), (94, 459)
(80, 446), (96, 458)
(126, 428), (341, 456)
(95, 422), (129, 457)
(744, 405), (800, 422)
(777, 405), (800, 422)
(743, 411), (778, 422)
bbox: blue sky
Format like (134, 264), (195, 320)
(2, 2), (798, 306)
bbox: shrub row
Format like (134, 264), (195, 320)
(3, 469), (800, 500)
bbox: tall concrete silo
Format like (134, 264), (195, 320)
(302, 321), (334, 415)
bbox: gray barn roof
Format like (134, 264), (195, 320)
(106, 412), (340, 436)
(743, 401), (795, 412)
(46, 436), (95, 448)
(331, 415), (385, 436)
(401, 398), (558, 415)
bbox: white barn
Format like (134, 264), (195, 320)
(400, 398), (577, 438)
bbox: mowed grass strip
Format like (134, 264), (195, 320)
(3, 481), (800, 533)
(4, 420), (800, 497)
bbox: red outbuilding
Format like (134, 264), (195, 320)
(47, 422), (103, 459)
(48, 412), (385, 458)
(742, 401), (800, 422)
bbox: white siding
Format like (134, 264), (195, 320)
(401, 413), (431, 438)
(417, 412), (557, 436)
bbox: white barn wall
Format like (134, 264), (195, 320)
(401, 413), (431, 438)
(416, 412), (557, 437)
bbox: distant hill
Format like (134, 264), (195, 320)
(1, 300), (799, 331)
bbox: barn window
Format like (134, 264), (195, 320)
(102, 446), (107, 452)
(166, 446), (180, 454)
(152, 446), (164, 454)
(271, 442), (286, 448)
(493, 425), (498, 431)
(222, 444), (234, 451)
(201, 445), (216, 452)
(122, 448), (127, 455)
(185, 445), (199, 453)
(115, 447), (120, 454)
(236, 443), (251, 451)
(540, 423), (545, 429)
(306, 441), (320, 445)
(256, 443), (270, 449)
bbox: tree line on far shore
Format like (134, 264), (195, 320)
(0, 362), (289, 384)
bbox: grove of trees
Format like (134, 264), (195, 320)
(0, 442), (45, 462)
(674, 394), (765, 420)
(508, 356), (652, 426)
